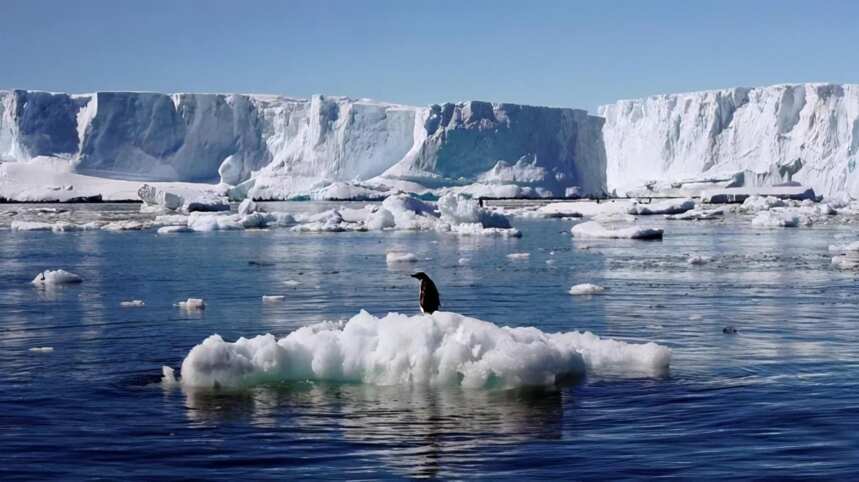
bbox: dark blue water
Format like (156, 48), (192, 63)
(2, 204), (858, 479)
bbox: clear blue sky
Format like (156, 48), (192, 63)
(2, 0), (857, 112)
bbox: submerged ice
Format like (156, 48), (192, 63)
(170, 310), (671, 389)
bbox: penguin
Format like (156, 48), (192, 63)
(411, 272), (440, 314)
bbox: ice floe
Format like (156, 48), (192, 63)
(386, 252), (418, 264)
(830, 241), (859, 270)
(628, 198), (695, 215)
(176, 298), (206, 311)
(29, 347), (55, 353)
(262, 295), (285, 303)
(168, 310), (672, 389)
(120, 300), (145, 307)
(32, 269), (82, 286)
(571, 221), (663, 240)
(569, 283), (606, 295)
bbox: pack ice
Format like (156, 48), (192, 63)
(168, 310), (671, 389)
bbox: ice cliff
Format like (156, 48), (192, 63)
(0, 90), (607, 199)
(600, 83), (859, 198)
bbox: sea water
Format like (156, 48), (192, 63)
(1, 203), (858, 479)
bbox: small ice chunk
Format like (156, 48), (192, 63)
(386, 251), (418, 263)
(120, 300), (145, 307)
(751, 211), (800, 228)
(11, 221), (54, 231)
(507, 252), (530, 260)
(262, 295), (285, 303)
(687, 255), (713, 265)
(457, 257), (470, 265)
(283, 280), (301, 287)
(32, 269), (82, 286)
(569, 283), (606, 295)
(176, 298), (206, 310)
(161, 366), (178, 385)
(29, 347), (54, 352)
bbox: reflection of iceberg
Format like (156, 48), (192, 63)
(173, 382), (565, 478)
(170, 310), (671, 389)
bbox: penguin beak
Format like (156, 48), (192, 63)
(410, 273), (419, 279)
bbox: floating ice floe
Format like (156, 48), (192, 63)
(750, 210), (804, 228)
(629, 198), (695, 215)
(386, 251), (419, 263)
(176, 298), (206, 310)
(167, 310), (672, 389)
(687, 255), (713, 265)
(29, 347), (54, 353)
(12, 220), (99, 232)
(32, 269), (82, 286)
(262, 295), (285, 303)
(506, 252), (530, 260)
(569, 283), (606, 295)
(120, 300), (145, 307)
(665, 207), (725, 221)
(571, 221), (663, 240)
(830, 241), (859, 270)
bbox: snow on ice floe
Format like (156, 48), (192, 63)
(31, 269), (82, 286)
(571, 221), (663, 240)
(166, 310), (671, 389)
(665, 207), (725, 221)
(386, 251), (418, 264)
(120, 300), (145, 307)
(176, 298), (206, 311)
(569, 283), (606, 295)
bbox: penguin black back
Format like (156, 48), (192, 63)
(411, 272), (440, 314)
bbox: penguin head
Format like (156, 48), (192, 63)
(410, 272), (429, 281)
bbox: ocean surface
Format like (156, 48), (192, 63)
(1, 202), (858, 479)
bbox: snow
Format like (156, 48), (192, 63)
(120, 300), (145, 307)
(31, 269), (82, 286)
(176, 298), (205, 310)
(569, 283), (606, 295)
(386, 251), (418, 264)
(538, 200), (635, 219)
(168, 310), (671, 389)
(600, 83), (859, 199)
(571, 221), (664, 240)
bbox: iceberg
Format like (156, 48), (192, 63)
(168, 310), (671, 389)
(600, 83), (859, 199)
(1, 90), (607, 201)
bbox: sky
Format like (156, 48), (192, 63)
(2, 0), (858, 112)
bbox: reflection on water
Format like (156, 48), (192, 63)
(176, 383), (565, 478)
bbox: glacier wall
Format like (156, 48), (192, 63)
(0, 90), (607, 198)
(600, 83), (859, 198)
